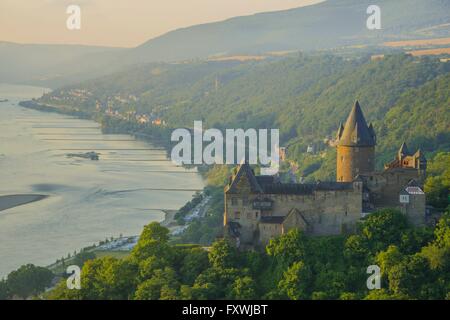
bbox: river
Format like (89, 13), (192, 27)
(0, 83), (204, 277)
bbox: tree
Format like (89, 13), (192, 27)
(45, 279), (80, 300)
(180, 248), (210, 284)
(0, 280), (9, 300)
(139, 222), (170, 243)
(434, 211), (450, 249)
(266, 229), (307, 267)
(134, 267), (179, 300)
(340, 292), (358, 300)
(192, 267), (242, 300)
(229, 276), (257, 300)
(424, 153), (450, 209)
(6, 264), (54, 299)
(376, 245), (404, 276)
(131, 223), (173, 262)
(79, 257), (138, 300)
(364, 289), (408, 300)
(344, 235), (369, 263)
(278, 261), (312, 300)
(138, 256), (169, 281)
(425, 176), (449, 208)
(208, 239), (238, 269)
(388, 254), (429, 298)
(360, 209), (409, 252)
(73, 251), (96, 268)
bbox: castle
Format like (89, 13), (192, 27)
(224, 101), (427, 248)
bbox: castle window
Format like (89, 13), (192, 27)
(234, 211), (240, 220)
(255, 212), (259, 218)
(231, 197), (238, 206)
(242, 196), (249, 206)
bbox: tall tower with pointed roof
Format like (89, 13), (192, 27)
(336, 101), (376, 182)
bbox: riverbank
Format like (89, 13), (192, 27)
(1, 91), (205, 277)
(0, 194), (48, 212)
(18, 100), (172, 152)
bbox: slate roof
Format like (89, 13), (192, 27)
(227, 164), (354, 195)
(226, 163), (263, 193)
(260, 181), (353, 195)
(260, 216), (285, 224)
(398, 142), (411, 158)
(337, 101), (376, 147)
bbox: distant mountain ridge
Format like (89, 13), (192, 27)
(131, 0), (450, 62)
(1, 0), (449, 87)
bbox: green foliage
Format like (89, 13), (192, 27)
(278, 261), (312, 300)
(424, 152), (450, 208)
(80, 257), (138, 300)
(208, 239), (238, 269)
(229, 276), (257, 300)
(0, 280), (10, 300)
(364, 289), (408, 300)
(6, 264), (53, 299)
(73, 251), (96, 268)
(134, 267), (179, 300)
(45, 209), (450, 300)
(266, 229), (307, 267)
(360, 209), (409, 252)
(131, 222), (173, 262)
(40, 54), (450, 181)
(179, 248), (209, 285)
(434, 211), (450, 248)
(44, 279), (81, 300)
(387, 254), (429, 298)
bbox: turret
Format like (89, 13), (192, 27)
(336, 101), (376, 182)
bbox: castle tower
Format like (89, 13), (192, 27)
(384, 141), (427, 181)
(336, 101), (376, 182)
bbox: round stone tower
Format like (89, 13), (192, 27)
(336, 101), (376, 182)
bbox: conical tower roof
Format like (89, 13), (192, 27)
(337, 101), (376, 147)
(398, 142), (410, 158)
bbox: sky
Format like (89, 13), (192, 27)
(0, 0), (324, 48)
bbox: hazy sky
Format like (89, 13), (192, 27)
(0, 0), (324, 47)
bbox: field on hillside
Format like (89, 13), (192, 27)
(384, 37), (450, 47)
(407, 48), (450, 56)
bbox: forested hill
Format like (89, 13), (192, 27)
(40, 53), (450, 181)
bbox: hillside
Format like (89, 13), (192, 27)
(39, 53), (450, 181)
(131, 0), (450, 62)
(0, 42), (125, 87)
(2, 0), (449, 88)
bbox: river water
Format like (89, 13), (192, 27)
(0, 83), (204, 277)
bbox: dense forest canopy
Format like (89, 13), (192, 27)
(2, 208), (448, 300)
(40, 53), (450, 181)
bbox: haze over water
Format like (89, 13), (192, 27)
(0, 84), (204, 277)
